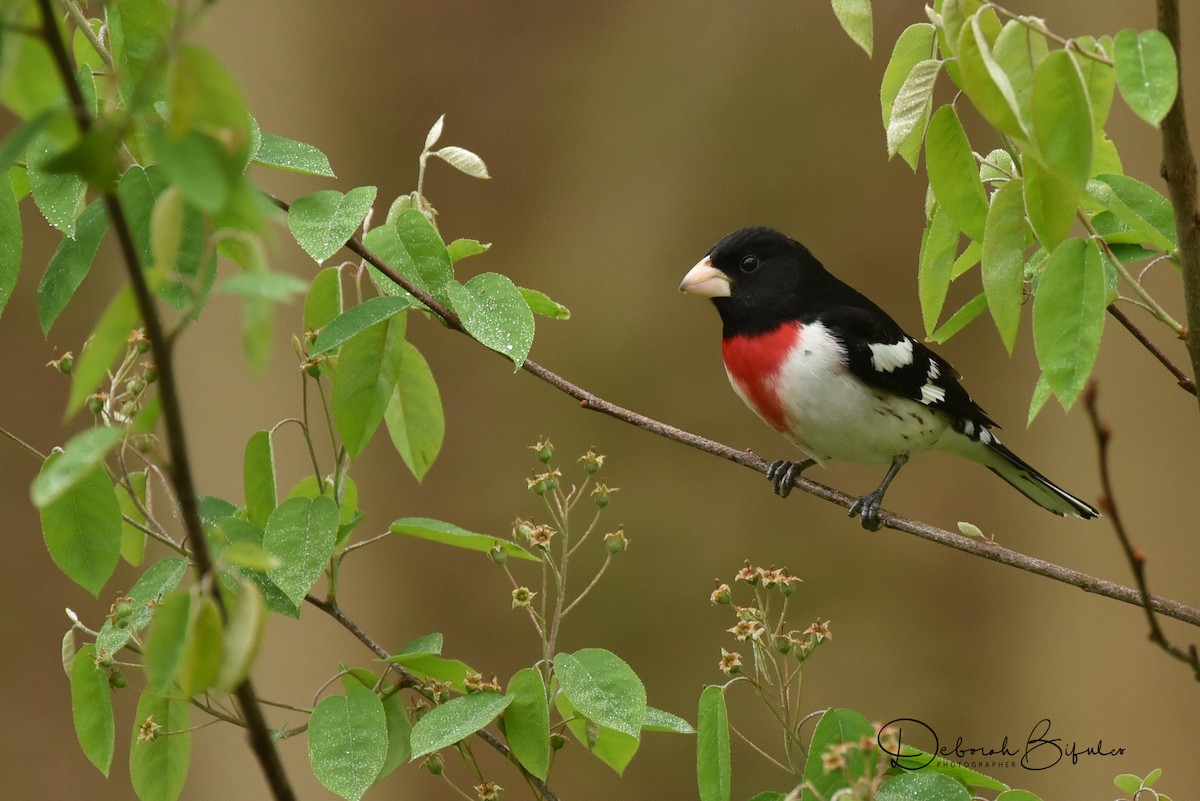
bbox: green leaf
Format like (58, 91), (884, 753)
(390, 517), (540, 562)
(37, 453), (121, 596)
(393, 208), (455, 299)
(881, 24), (935, 127)
(309, 688), (388, 801)
(263, 495), (340, 607)
(925, 105), (988, 240)
(332, 314), (407, 458)
(96, 558), (189, 657)
(288, 186), (377, 264)
(71, 643), (115, 776)
(385, 340), (444, 482)
(220, 271), (308, 302)
(877, 772), (971, 801)
(1075, 39), (1116, 131)
(169, 44), (252, 163)
(553, 648), (646, 739)
(451, 272), (535, 367)
(1022, 156), (1077, 251)
(216, 516), (299, 618)
(0, 13), (63, 120)
(1027, 372), (1052, 426)
(243, 430), (276, 528)
(66, 286), (139, 416)
(1087, 173), (1175, 251)
(1033, 238), (1105, 409)
(177, 595), (223, 697)
(378, 690), (413, 780)
(305, 266), (344, 333)
(1031, 50), (1093, 188)
(118, 470), (148, 565)
(146, 127), (234, 213)
(386, 655), (474, 692)
(830, 0), (872, 56)
(886, 59), (940, 167)
(0, 169), (22, 318)
(957, 10), (1022, 136)
(930, 291), (987, 342)
(395, 632), (444, 658)
(644, 706), (695, 734)
(37, 198), (109, 335)
(554, 691), (640, 774)
(995, 792), (1042, 801)
(108, 0), (173, 110)
(31, 426), (123, 508)
(27, 130), (87, 237)
(886, 743), (1009, 790)
(253, 132), (336, 177)
(129, 690), (190, 801)
(431, 146), (491, 179)
(410, 692), (513, 760)
(696, 686), (731, 801)
(801, 709), (875, 801)
(1113, 29), (1178, 126)
(992, 20), (1049, 129)
(143, 592), (191, 694)
(219, 541), (280, 571)
(519, 287), (571, 320)
(447, 237), (490, 262)
(980, 179), (1026, 353)
(504, 667), (550, 780)
(918, 205), (958, 334)
(311, 295), (411, 355)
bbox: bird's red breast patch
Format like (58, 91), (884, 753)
(721, 323), (802, 432)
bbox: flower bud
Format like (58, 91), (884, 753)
(129, 329), (151, 354)
(142, 363), (158, 383)
(424, 754), (445, 775)
(86, 393), (107, 415)
(530, 437), (554, 464)
(549, 733), (567, 751)
(48, 353), (74, 374)
(591, 482), (617, 508)
(603, 527), (628, 554)
(488, 545), (508, 566)
(108, 668), (128, 689)
(579, 449), (605, 474)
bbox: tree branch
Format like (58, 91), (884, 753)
(35, 4), (295, 799)
(268, 194), (1200, 630)
(1157, 0), (1200, 403)
(1107, 304), (1197, 395)
(1084, 384), (1200, 680)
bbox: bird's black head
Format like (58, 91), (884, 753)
(680, 226), (833, 336)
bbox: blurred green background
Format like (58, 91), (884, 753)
(3, 1), (1199, 798)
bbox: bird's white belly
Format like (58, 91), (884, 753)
(771, 324), (948, 465)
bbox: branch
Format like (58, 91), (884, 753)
(1084, 384), (1200, 680)
(269, 194), (1200, 630)
(1157, 0), (1200, 404)
(34, 4), (295, 799)
(1107, 305), (1197, 395)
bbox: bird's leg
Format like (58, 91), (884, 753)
(848, 454), (908, 531)
(766, 458), (816, 498)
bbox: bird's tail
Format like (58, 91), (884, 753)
(939, 427), (1099, 519)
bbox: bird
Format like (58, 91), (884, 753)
(679, 226), (1099, 531)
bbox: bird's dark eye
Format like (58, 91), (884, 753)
(739, 255), (760, 273)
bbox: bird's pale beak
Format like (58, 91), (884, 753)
(678, 256), (732, 298)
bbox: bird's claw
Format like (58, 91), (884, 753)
(766, 459), (814, 499)
(848, 492), (884, 531)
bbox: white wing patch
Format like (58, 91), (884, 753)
(920, 383), (946, 404)
(868, 338), (914, 373)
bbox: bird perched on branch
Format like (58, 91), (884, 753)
(679, 226), (1098, 530)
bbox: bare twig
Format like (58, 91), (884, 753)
(34, 4), (294, 798)
(1107, 305), (1197, 395)
(1084, 384), (1200, 680)
(1157, 0), (1200, 405)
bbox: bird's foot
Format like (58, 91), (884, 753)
(766, 459), (815, 498)
(848, 491), (885, 531)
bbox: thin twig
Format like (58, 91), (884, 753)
(1083, 383), (1200, 681)
(1107, 304), (1197, 395)
(34, 4), (294, 798)
(269, 195), (1200, 630)
(0, 425), (47, 460)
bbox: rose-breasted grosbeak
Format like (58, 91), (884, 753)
(680, 226), (1098, 530)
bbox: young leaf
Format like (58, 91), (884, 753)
(450, 272), (535, 367)
(424, 114), (445, 150)
(830, 0), (873, 56)
(930, 291), (987, 342)
(385, 654), (474, 692)
(395, 632), (444, 659)
(305, 266), (344, 333)
(1031, 50), (1093, 188)
(263, 495), (340, 606)
(520, 287), (571, 320)
(288, 186), (377, 264)
(431, 146), (490, 179)
(384, 340), (444, 482)
(696, 686), (731, 801)
(925, 105), (988, 240)
(1027, 372), (1052, 426)
(447, 237), (490, 262)
(332, 314), (407, 458)
(129, 690), (190, 801)
(96, 558), (189, 656)
(70, 643), (115, 776)
(253, 132), (336, 177)
(143, 592), (192, 693)
(243, 430), (276, 528)
(390, 517), (540, 561)
(410, 692), (514, 760)
(1022, 157), (1076, 252)
(31, 426), (123, 508)
(0, 177), (22, 318)
(553, 649), (646, 739)
(918, 205), (958, 334)
(37, 453), (121, 596)
(980, 179), (1026, 353)
(1113, 29), (1178, 126)
(146, 127), (233, 213)
(956, 11), (1022, 136)
(220, 271), (308, 302)
(27, 130), (86, 237)
(378, 690), (413, 780)
(1033, 238), (1105, 408)
(886, 59), (939, 166)
(876, 772), (971, 801)
(36, 198), (110, 335)
(177, 595), (223, 697)
(881, 23), (935, 127)
(311, 295), (411, 355)
(66, 286), (139, 416)
(1087, 173), (1175, 251)
(216, 580), (266, 691)
(504, 667), (551, 780)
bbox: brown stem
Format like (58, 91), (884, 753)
(1084, 383), (1200, 680)
(35, 3), (294, 798)
(1107, 305), (1197, 395)
(1157, 0), (1200, 402)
